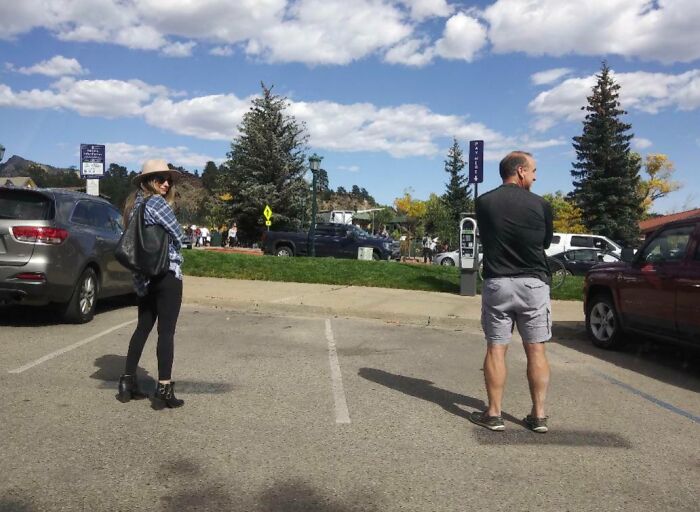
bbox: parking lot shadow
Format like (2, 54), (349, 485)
(357, 367), (525, 427)
(90, 354), (235, 396)
(553, 321), (700, 393)
(473, 428), (632, 448)
(0, 295), (136, 327)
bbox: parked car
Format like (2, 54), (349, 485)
(546, 232), (622, 257)
(433, 250), (458, 266)
(0, 187), (134, 323)
(262, 223), (397, 260)
(549, 249), (620, 276)
(182, 232), (193, 249)
(584, 218), (700, 349)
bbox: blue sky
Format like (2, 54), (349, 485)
(1, 0), (699, 214)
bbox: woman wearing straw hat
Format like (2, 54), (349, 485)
(117, 159), (186, 409)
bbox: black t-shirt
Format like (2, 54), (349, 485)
(475, 183), (553, 283)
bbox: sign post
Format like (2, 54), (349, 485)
(80, 144), (105, 196)
(468, 140), (484, 199)
(263, 204), (273, 230)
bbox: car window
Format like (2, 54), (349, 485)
(591, 238), (607, 251)
(106, 206), (124, 233)
(551, 235), (561, 244)
(573, 250), (597, 262)
(71, 201), (92, 226)
(0, 190), (52, 220)
(640, 225), (695, 263)
(571, 235), (594, 248)
(92, 203), (113, 230)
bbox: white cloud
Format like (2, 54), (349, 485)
(13, 55), (87, 77)
(338, 165), (361, 173)
(384, 38), (434, 67)
(3, 0), (700, 65)
(209, 45), (234, 56)
(529, 69), (700, 131)
(434, 13), (488, 61)
(161, 40), (197, 57)
(105, 142), (222, 169)
(246, 0), (411, 65)
(0, 77), (564, 158)
(142, 94), (253, 140)
(0, 78), (170, 118)
(530, 68), (572, 86)
(399, 0), (453, 21)
(484, 0), (700, 64)
(633, 137), (653, 150)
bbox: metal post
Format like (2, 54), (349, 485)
(308, 154), (322, 257)
(310, 169), (318, 257)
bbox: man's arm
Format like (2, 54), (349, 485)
(542, 200), (554, 249)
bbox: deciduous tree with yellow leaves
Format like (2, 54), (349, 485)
(637, 153), (682, 214)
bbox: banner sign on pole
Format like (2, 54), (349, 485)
(468, 140), (484, 184)
(80, 144), (105, 178)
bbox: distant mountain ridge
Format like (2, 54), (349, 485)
(0, 155), (75, 177)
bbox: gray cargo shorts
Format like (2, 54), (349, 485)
(481, 276), (552, 344)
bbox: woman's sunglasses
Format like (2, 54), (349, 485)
(153, 174), (172, 184)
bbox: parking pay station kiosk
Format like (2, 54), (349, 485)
(459, 217), (479, 296)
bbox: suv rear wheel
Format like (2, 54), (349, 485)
(275, 245), (293, 257)
(586, 293), (623, 349)
(62, 267), (98, 323)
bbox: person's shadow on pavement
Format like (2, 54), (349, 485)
(358, 367), (524, 426)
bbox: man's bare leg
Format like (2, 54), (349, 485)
(484, 344), (508, 416)
(523, 342), (550, 418)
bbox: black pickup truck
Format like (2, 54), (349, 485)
(262, 223), (398, 260)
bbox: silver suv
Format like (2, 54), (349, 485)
(0, 187), (134, 323)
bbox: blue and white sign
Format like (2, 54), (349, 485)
(80, 144), (105, 178)
(468, 140), (484, 184)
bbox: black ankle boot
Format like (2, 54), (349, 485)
(154, 382), (184, 408)
(117, 374), (147, 403)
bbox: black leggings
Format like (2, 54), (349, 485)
(124, 272), (182, 381)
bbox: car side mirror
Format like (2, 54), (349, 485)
(346, 230), (355, 239)
(620, 247), (635, 263)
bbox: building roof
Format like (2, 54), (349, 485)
(2, 177), (37, 188)
(639, 208), (700, 234)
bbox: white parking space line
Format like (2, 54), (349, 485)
(8, 319), (137, 374)
(325, 318), (351, 424)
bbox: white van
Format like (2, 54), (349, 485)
(545, 232), (622, 257)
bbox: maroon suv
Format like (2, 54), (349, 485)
(584, 218), (700, 349)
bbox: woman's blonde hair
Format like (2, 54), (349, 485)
(122, 176), (176, 226)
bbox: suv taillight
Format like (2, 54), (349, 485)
(10, 226), (69, 244)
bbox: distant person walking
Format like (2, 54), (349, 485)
(422, 235), (432, 263)
(228, 223), (238, 247)
(117, 159), (186, 409)
(469, 151), (553, 433)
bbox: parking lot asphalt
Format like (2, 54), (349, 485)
(1, 279), (699, 511)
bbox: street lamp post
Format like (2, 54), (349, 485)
(308, 153), (323, 257)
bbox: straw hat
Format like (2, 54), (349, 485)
(132, 159), (182, 185)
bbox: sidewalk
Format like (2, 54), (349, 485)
(182, 276), (586, 334)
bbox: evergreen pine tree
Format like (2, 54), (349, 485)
(442, 137), (472, 227)
(201, 161), (220, 191)
(571, 62), (643, 245)
(218, 83), (310, 241)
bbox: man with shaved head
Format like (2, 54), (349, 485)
(470, 151), (554, 433)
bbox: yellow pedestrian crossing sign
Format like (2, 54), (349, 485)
(263, 205), (272, 220)
(265, 220), (272, 226)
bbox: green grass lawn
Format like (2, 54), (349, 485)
(182, 250), (585, 301)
